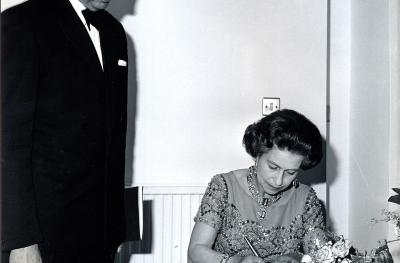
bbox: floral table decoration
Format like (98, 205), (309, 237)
(301, 188), (400, 263)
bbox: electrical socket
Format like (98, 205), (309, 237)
(262, 97), (280, 115)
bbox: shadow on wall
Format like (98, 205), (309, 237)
(107, 2), (145, 262)
(325, 142), (339, 232)
(299, 138), (328, 186)
(115, 200), (153, 263)
(107, 0), (138, 186)
(298, 138), (339, 232)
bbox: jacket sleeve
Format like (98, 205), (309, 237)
(1, 4), (43, 251)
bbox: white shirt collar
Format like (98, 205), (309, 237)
(67, 0), (104, 69)
(68, 0), (87, 27)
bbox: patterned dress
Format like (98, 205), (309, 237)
(194, 171), (326, 262)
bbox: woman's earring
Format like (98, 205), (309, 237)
(292, 179), (299, 188)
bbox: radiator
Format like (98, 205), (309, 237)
(116, 186), (206, 263)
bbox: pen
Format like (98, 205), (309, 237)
(243, 235), (260, 257)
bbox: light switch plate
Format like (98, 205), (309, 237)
(262, 97), (280, 115)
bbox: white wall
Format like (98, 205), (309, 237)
(388, 0), (400, 260)
(328, 0), (351, 238)
(349, 0), (391, 250)
(119, 0), (328, 203)
(329, 0), (399, 256)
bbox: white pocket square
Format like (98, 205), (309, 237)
(118, 59), (127, 67)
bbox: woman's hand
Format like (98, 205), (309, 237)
(230, 255), (264, 263)
(271, 254), (300, 263)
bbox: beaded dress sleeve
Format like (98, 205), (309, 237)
(301, 188), (328, 254)
(194, 174), (228, 230)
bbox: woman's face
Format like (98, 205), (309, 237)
(255, 145), (304, 195)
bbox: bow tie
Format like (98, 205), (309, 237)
(82, 9), (103, 31)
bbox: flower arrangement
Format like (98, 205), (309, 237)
(301, 235), (352, 263)
(370, 188), (400, 239)
(300, 189), (399, 263)
(301, 235), (395, 263)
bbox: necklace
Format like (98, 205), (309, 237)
(247, 166), (282, 220)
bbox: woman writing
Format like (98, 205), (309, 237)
(188, 109), (327, 263)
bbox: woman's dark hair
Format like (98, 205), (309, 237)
(242, 109), (323, 170)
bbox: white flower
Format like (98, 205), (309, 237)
(331, 238), (350, 258)
(338, 258), (352, 263)
(301, 254), (313, 263)
(314, 245), (335, 263)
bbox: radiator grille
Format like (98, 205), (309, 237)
(115, 186), (205, 263)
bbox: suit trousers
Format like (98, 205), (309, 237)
(39, 243), (118, 263)
(2, 244), (118, 263)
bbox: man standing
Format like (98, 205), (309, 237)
(1, 0), (128, 262)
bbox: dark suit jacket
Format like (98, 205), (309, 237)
(1, 0), (128, 251)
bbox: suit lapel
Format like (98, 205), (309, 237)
(55, 0), (103, 75)
(51, 0), (119, 155)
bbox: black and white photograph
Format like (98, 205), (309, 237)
(1, 0), (399, 263)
